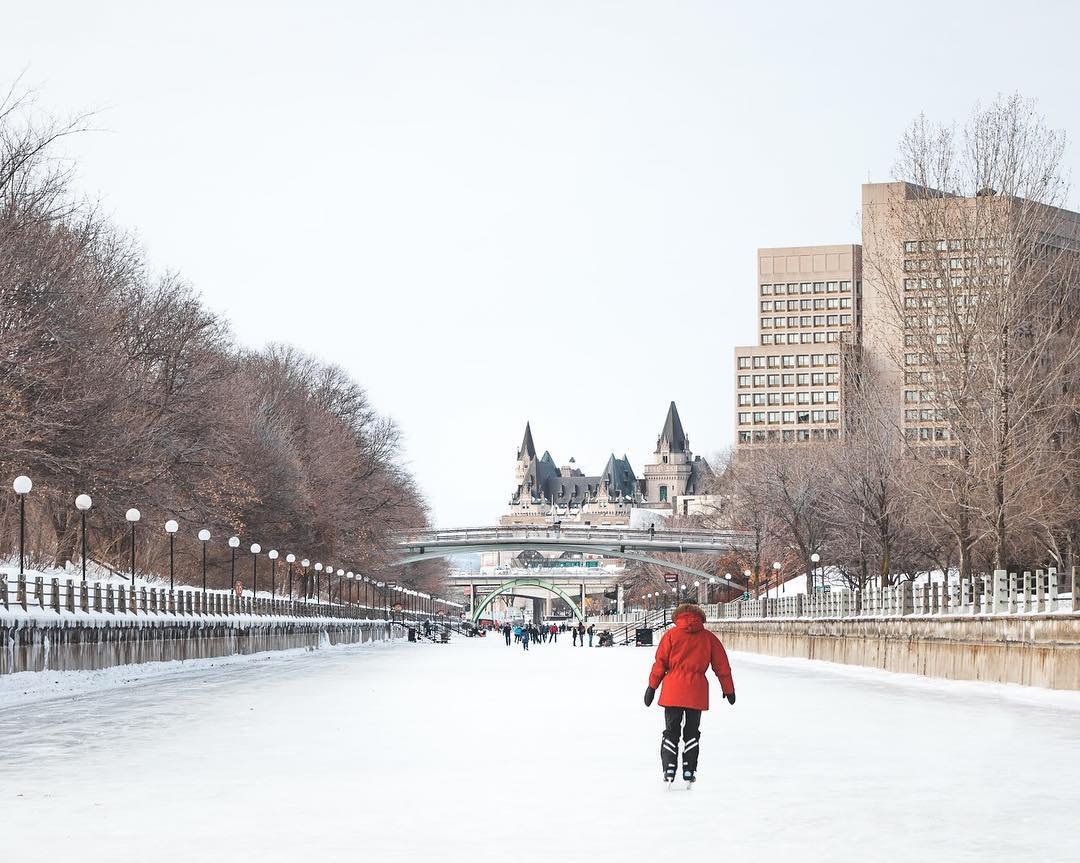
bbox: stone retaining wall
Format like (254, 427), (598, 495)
(707, 615), (1080, 690)
(1, 618), (400, 675)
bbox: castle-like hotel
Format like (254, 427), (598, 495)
(500, 402), (714, 526)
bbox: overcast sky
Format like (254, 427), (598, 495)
(4, 1), (1078, 527)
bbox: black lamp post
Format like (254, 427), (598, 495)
(165, 519), (178, 590)
(314, 563), (323, 603)
(13, 475), (31, 574)
(125, 508), (141, 588)
(228, 536), (240, 592)
(250, 543), (261, 598)
(301, 559), (310, 600)
(198, 529), (211, 596)
(75, 493), (92, 583)
(286, 553), (295, 598)
(268, 549), (278, 597)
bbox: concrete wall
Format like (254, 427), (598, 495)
(1, 619), (400, 675)
(707, 615), (1080, 690)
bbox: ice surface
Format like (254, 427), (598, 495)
(2, 637), (1078, 862)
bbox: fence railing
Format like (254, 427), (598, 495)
(0, 573), (443, 623)
(715, 568), (1079, 620)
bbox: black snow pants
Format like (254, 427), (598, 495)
(662, 707), (702, 776)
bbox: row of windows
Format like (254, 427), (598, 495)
(903, 256), (1006, 272)
(904, 426), (951, 442)
(905, 408), (947, 422)
(738, 410), (841, 425)
(760, 314), (852, 328)
(738, 353), (840, 370)
(762, 331), (845, 345)
(739, 428), (841, 444)
(739, 390), (839, 406)
(904, 277), (999, 292)
(761, 297), (854, 312)
(759, 281), (853, 295)
(739, 372), (840, 387)
(903, 295), (977, 309)
(903, 238), (1003, 253)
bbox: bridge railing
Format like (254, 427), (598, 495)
(399, 525), (750, 548)
(713, 569), (1079, 620)
(0, 573), (449, 624)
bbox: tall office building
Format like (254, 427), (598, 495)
(733, 245), (861, 446)
(734, 183), (1080, 451)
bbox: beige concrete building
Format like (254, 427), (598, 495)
(733, 245), (861, 446)
(735, 184), (1080, 452)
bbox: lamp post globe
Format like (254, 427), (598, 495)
(199, 529), (211, 542)
(228, 536), (240, 549)
(75, 493), (91, 511)
(13, 475), (32, 496)
(268, 550), (278, 560)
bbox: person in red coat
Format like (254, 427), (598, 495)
(644, 603), (735, 784)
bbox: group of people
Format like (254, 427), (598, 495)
(500, 620), (602, 650)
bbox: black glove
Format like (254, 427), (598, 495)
(725, 692), (736, 705)
(644, 686), (655, 707)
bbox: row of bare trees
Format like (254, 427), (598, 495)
(0, 86), (443, 594)
(714, 95), (1080, 593)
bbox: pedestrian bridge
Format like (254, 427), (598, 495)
(392, 526), (751, 621)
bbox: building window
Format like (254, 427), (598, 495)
(767, 355), (780, 368)
(737, 375), (751, 387)
(813, 282), (825, 293)
(761, 335), (773, 345)
(753, 356), (766, 368)
(827, 281), (838, 292)
(659, 486), (668, 502)
(738, 356), (751, 369)
(761, 284), (773, 295)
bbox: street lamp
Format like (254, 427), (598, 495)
(743, 569), (752, 599)
(250, 543), (261, 597)
(268, 549), (278, 597)
(75, 493), (92, 583)
(336, 568), (344, 604)
(301, 559), (310, 600)
(13, 475), (31, 574)
(286, 553), (295, 598)
(314, 563), (323, 603)
(126, 508), (141, 588)
(346, 571), (354, 605)
(772, 561), (781, 599)
(164, 519), (179, 590)
(228, 536), (240, 592)
(198, 529), (211, 596)
(810, 552), (821, 594)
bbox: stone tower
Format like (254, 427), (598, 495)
(643, 402), (693, 506)
(515, 422), (536, 487)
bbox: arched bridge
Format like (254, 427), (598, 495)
(392, 525), (751, 621)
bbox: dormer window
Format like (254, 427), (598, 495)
(662, 456), (668, 463)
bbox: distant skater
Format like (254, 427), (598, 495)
(503, 623), (512, 646)
(643, 603), (735, 786)
(572, 627), (578, 646)
(522, 626), (531, 651)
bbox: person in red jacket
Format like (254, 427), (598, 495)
(644, 603), (735, 784)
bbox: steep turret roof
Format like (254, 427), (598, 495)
(518, 422), (536, 460)
(658, 401), (688, 453)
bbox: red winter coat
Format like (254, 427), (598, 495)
(648, 609), (734, 711)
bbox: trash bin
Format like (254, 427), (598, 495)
(407, 627), (416, 642)
(635, 628), (653, 647)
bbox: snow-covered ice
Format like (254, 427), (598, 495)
(3, 636), (1079, 861)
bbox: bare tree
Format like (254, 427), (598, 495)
(864, 94), (1080, 575)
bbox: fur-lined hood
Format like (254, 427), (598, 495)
(672, 603), (706, 624)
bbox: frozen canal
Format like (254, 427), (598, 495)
(3, 635), (1079, 861)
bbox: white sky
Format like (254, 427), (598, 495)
(4, 1), (1078, 527)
